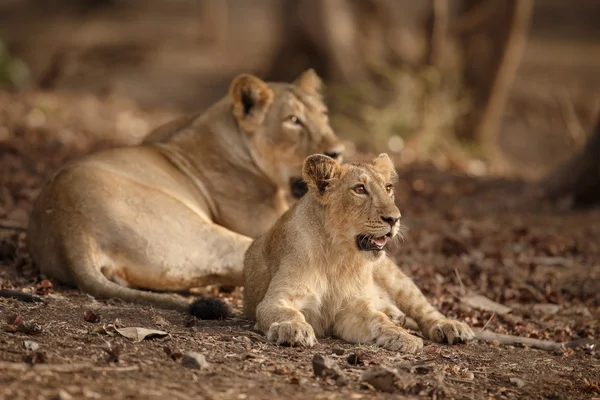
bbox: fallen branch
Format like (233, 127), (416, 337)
(0, 289), (44, 303)
(0, 362), (139, 373)
(475, 330), (566, 352)
(394, 318), (595, 353)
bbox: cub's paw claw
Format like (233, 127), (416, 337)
(375, 328), (423, 353)
(424, 319), (474, 345)
(381, 306), (406, 327)
(267, 321), (317, 347)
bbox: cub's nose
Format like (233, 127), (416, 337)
(381, 215), (400, 228)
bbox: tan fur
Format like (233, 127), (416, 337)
(243, 154), (474, 352)
(26, 70), (344, 312)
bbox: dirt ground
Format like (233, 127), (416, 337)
(1, 90), (599, 400)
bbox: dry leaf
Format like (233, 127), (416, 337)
(114, 327), (168, 342)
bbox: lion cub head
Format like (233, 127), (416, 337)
(229, 69), (344, 197)
(302, 153), (403, 258)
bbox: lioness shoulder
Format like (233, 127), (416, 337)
(243, 153), (474, 352)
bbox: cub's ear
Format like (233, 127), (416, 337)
(302, 154), (340, 196)
(294, 68), (324, 95)
(372, 153), (398, 181)
(229, 74), (274, 132)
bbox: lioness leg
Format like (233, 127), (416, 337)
(334, 298), (423, 353)
(374, 257), (474, 344)
(255, 284), (317, 347)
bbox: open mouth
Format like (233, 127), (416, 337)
(356, 234), (391, 252)
(290, 177), (308, 199)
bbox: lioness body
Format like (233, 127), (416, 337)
(244, 154), (474, 351)
(26, 70), (344, 312)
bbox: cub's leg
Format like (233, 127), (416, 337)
(373, 288), (406, 326)
(333, 298), (423, 353)
(255, 280), (318, 347)
(374, 257), (474, 344)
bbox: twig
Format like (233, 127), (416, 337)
(0, 289), (44, 303)
(0, 362), (139, 373)
(479, 313), (495, 332)
(475, 330), (565, 352)
(453, 267), (466, 297)
(448, 376), (474, 384)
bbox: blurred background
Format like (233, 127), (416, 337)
(0, 0), (599, 185)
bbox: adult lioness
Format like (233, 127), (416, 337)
(243, 154), (474, 352)
(26, 69), (344, 316)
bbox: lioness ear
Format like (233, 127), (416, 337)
(372, 153), (398, 181)
(302, 154), (340, 195)
(294, 68), (324, 95)
(229, 74), (274, 132)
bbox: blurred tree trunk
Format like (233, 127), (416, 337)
(453, 0), (534, 149)
(542, 117), (600, 208)
(264, 0), (406, 84)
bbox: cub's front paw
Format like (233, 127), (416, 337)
(422, 318), (474, 345)
(380, 305), (406, 327)
(375, 328), (423, 353)
(267, 321), (317, 347)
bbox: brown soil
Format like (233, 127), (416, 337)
(1, 90), (599, 400)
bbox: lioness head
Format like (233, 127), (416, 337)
(302, 153), (403, 258)
(229, 69), (344, 198)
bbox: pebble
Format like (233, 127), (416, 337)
(360, 365), (398, 393)
(181, 352), (211, 370)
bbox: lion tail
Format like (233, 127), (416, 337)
(66, 252), (230, 320)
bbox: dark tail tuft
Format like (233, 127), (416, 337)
(188, 297), (231, 320)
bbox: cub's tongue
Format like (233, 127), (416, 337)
(371, 236), (388, 247)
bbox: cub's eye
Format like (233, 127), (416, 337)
(385, 184), (394, 195)
(353, 184), (367, 195)
(287, 115), (302, 126)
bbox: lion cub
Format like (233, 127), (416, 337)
(243, 154), (474, 352)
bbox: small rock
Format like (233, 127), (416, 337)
(6, 313), (23, 326)
(347, 352), (364, 366)
(360, 366), (398, 393)
(18, 321), (43, 335)
(332, 345), (345, 356)
(181, 352), (211, 370)
(509, 377), (525, 388)
(83, 310), (101, 323)
(164, 346), (183, 361)
(290, 376), (309, 385)
(103, 344), (122, 363)
(23, 340), (40, 351)
(56, 389), (73, 400)
(153, 315), (170, 327)
(312, 354), (346, 384)
(22, 351), (46, 365)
